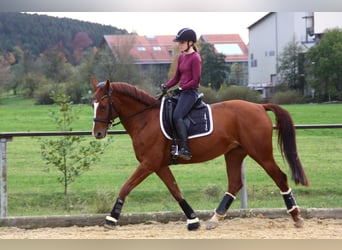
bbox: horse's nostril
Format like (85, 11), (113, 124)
(95, 131), (103, 138)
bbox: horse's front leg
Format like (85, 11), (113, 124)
(156, 166), (200, 231)
(104, 164), (153, 229)
(206, 149), (245, 230)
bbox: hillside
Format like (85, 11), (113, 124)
(0, 12), (128, 64)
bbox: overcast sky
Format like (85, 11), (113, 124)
(32, 12), (269, 44)
(30, 12), (342, 44)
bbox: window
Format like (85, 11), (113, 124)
(153, 46), (161, 51)
(137, 46), (146, 51)
(214, 44), (243, 55)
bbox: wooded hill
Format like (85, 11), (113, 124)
(0, 12), (128, 65)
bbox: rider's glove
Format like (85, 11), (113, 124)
(172, 87), (182, 96)
(161, 84), (168, 95)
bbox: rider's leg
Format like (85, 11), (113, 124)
(173, 89), (197, 160)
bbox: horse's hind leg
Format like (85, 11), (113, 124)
(251, 153), (304, 228)
(207, 148), (247, 230)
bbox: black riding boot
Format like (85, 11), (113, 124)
(175, 119), (192, 160)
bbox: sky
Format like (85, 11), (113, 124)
(32, 12), (269, 44)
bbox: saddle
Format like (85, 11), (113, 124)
(160, 93), (213, 154)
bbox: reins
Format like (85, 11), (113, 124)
(111, 101), (160, 127)
(94, 87), (162, 128)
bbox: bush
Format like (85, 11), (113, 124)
(218, 85), (262, 103)
(270, 90), (304, 104)
(34, 83), (54, 104)
(199, 85), (219, 104)
(65, 81), (84, 104)
(203, 184), (223, 199)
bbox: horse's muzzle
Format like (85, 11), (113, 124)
(93, 129), (107, 139)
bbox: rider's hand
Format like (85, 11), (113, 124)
(161, 84), (168, 95)
(171, 87), (181, 96)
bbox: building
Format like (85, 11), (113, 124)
(199, 34), (248, 85)
(102, 33), (248, 86)
(248, 12), (342, 99)
(102, 34), (175, 84)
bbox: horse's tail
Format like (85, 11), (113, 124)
(263, 103), (309, 186)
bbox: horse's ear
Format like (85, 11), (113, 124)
(91, 77), (98, 91)
(105, 80), (110, 91)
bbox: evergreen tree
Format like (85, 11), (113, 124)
(277, 36), (305, 94)
(199, 42), (229, 90)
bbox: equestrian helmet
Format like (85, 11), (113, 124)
(173, 28), (197, 43)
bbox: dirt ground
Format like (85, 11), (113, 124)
(1, 217), (342, 239)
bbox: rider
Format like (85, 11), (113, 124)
(162, 28), (202, 160)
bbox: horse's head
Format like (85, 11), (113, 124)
(91, 77), (118, 139)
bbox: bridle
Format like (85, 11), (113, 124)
(93, 87), (160, 128)
(93, 87), (117, 126)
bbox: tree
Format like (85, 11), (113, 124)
(230, 62), (245, 85)
(0, 54), (11, 98)
(94, 35), (141, 84)
(72, 32), (93, 64)
(8, 46), (26, 95)
(0, 12), (126, 64)
(199, 42), (229, 90)
(40, 91), (111, 208)
(92, 47), (118, 81)
(37, 45), (77, 102)
(40, 44), (73, 85)
(305, 28), (342, 101)
(277, 36), (305, 94)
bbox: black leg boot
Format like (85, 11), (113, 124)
(175, 119), (192, 160)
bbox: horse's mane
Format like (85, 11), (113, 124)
(111, 82), (157, 106)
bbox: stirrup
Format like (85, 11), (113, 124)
(171, 144), (179, 156)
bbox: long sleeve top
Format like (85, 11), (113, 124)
(165, 51), (201, 90)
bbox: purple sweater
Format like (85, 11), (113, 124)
(165, 51), (201, 90)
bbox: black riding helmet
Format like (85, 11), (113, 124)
(173, 28), (197, 43)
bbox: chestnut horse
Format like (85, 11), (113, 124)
(91, 78), (309, 230)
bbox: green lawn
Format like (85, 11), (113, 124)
(1, 97), (342, 216)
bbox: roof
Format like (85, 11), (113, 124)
(104, 34), (175, 64)
(199, 34), (248, 62)
(103, 33), (248, 64)
(247, 12), (273, 29)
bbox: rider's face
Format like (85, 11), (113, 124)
(177, 41), (193, 52)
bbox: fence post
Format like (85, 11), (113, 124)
(1, 137), (11, 217)
(240, 160), (248, 209)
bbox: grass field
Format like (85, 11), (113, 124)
(1, 96), (342, 216)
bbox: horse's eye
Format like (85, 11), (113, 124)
(99, 105), (106, 112)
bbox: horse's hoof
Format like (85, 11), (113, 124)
(206, 220), (218, 230)
(188, 222), (200, 231)
(187, 218), (200, 231)
(206, 212), (224, 230)
(294, 218), (304, 228)
(104, 215), (118, 229)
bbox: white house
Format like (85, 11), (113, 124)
(247, 12), (342, 99)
